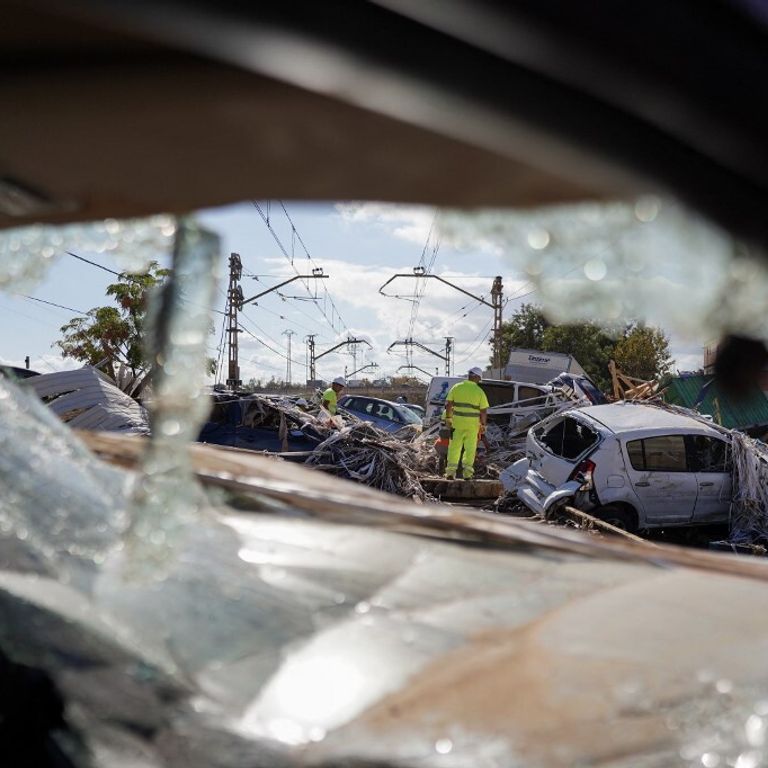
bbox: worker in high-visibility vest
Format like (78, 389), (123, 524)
(322, 376), (346, 415)
(444, 367), (489, 480)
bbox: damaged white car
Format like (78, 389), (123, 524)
(505, 402), (732, 532)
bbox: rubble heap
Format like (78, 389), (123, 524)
(305, 422), (433, 500)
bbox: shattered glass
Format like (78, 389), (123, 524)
(442, 199), (768, 345)
(2, 212), (768, 767)
(0, 215), (176, 289)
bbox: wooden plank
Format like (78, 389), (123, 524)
(422, 478), (502, 500)
(561, 505), (656, 545)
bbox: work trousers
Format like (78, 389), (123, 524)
(446, 424), (478, 479)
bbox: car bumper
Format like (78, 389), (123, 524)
(517, 472), (582, 516)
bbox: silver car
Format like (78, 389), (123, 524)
(507, 402), (732, 532)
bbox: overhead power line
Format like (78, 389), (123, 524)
(407, 213), (440, 339)
(17, 294), (87, 315)
(237, 319), (304, 367)
(252, 201), (350, 337)
(66, 250), (129, 279)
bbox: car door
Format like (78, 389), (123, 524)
(624, 435), (697, 523)
(688, 435), (733, 523)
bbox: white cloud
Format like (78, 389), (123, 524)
(229, 256), (515, 382)
(335, 203), (436, 247)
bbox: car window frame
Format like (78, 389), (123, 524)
(625, 434), (690, 473)
(686, 434), (732, 473)
(533, 414), (600, 460)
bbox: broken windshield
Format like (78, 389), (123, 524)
(534, 415), (600, 460)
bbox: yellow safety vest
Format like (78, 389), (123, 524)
(323, 387), (338, 415)
(446, 380), (489, 427)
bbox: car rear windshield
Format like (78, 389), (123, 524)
(533, 416), (599, 459)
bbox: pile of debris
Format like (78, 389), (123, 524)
(481, 422), (528, 478)
(305, 421), (433, 500)
(721, 430), (768, 544)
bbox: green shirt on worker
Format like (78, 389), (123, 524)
(322, 387), (338, 415)
(446, 380), (489, 426)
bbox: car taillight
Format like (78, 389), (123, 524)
(568, 458), (596, 489)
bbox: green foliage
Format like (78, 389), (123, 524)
(541, 323), (617, 391)
(494, 304), (672, 392)
(56, 262), (172, 386)
(497, 303), (550, 362)
(613, 325), (672, 381)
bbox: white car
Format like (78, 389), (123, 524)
(507, 402), (732, 532)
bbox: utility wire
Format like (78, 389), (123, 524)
(252, 201), (350, 337)
(67, 250), (125, 278)
(250, 296), (320, 337)
(455, 317), (495, 364)
(238, 306), (305, 365)
(407, 213), (440, 339)
(237, 321), (304, 366)
(16, 294), (87, 315)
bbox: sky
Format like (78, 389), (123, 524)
(0, 200), (707, 384)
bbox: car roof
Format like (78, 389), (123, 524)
(575, 402), (725, 438)
(343, 395), (398, 407)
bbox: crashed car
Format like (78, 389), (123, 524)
(400, 402), (426, 420)
(507, 402), (732, 531)
(337, 395), (423, 433)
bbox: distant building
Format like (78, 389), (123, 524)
(503, 348), (587, 384)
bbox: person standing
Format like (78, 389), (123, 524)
(322, 376), (346, 415)
(444, 367), (489, 480)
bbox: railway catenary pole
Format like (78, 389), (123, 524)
(306, 334), (316, 382)
(379, 272), (504, 373)
(224, 254), (328, 389)
(225, 253), (244, 388)
(282, 329), (295, 384)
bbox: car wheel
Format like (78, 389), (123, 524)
(594, 505), (637, 534)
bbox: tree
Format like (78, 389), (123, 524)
(496, 303), (550, 363)
(56, 262), (177, 394)
(541, 323), (617, 391)
(491, 303), (671, 392)
(613, 325), (672, 381)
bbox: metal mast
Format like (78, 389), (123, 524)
(313, 336), (372, 379)
(388, 338), (451, 376)
(225, 252), (243, 389)
(306, 334), (317, 382)
(491, 276), (504, 372)
(282, 329), (295, 384)
(379, 272), (505, 372)
(224, 261), (328, 388)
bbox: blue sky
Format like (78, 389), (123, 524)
(0, 200), (707, 383)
